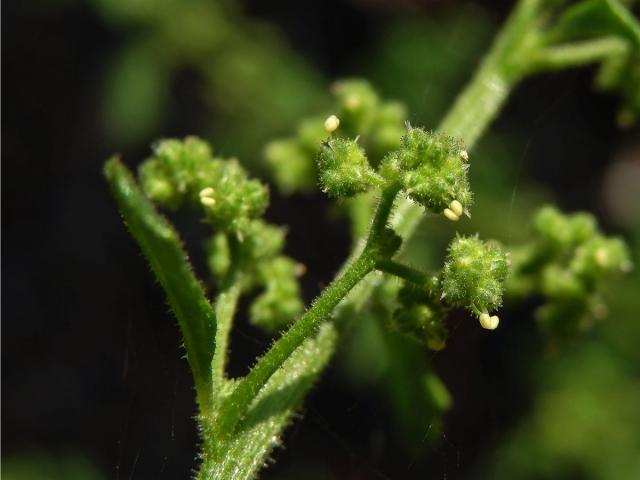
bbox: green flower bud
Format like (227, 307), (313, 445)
(250, 257), (304, 332)
(570, 236), (631, 281)
(508, 205), (631, 340)
(380, 127), (472, 218)
(207, 232), (231, 282)
(239, 220), (286, 263)
(534, 205), (597, 248)
(442, 235), (509, 323)
(317, 138), (378, 197)
(541, 264), (585, 299)
(139, 158), (179, 207)
(333, 79), (379, 132)
(392, 281), (447, 351)
(393, 304), (447, 351)
(198, 159), (269, 233)
(370, 101), (407, 157)
(139, 137), (269, 234)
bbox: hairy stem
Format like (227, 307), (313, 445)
(211, 235), (244, 395)
(210, 185), (400, 443)
(376, 259), (433, 285)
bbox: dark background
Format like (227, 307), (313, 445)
(3, 1), (638, 479)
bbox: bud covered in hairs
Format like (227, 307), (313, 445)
(317, 138), (378, 197)
(391, 281), (447, 351)
(138, 137), (269, 234)
(441, 235), (509, 317)
(380, 127), (472, 216)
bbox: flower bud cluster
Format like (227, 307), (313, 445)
(391, 281), (447, 351)
(379, 127), (472, 218)
(137, 137), (303, 332)
(508, 205), (632, 338)
(315, 126), (472, 220)
(264, 79), (407, 194)
(317, 138), (377, 197)
(139, 136), (268, 234)
(207, 220), (304, 332)
(441, 235), (509, 329)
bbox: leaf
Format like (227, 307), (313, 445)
(199, 323), (337, 480)
(104, 157), (216, 409)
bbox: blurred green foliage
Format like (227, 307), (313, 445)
(489, 234), (640, 480)
(87, 0), (640, 477)
(92, 0), (326, 159)
(2, 452), (105, 480)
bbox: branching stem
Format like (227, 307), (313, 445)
(376, 259), (433, 285)
(211, 184), (401, 444)
(211, 234), (244, 395)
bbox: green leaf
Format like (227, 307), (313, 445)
(199, 323), (337, 480)
(104, 157), (216, 409)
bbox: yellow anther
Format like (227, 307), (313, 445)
(199, 187), (214, 198)
(324, 115), (340, 133)
(449, 200), (464, 217)
(460, 150), (469, 161)
(479, 313), (500, 330)
(443, 208), (460, 221)
(200, 196), (216, 207)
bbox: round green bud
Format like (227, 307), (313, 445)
(139, 159), (179, 208)
(317, 138), (377, 197)
(392, 304), (447, 351)
(442, 235), (509, 317)
(533, 206), (597, 248)
(541, 264), (585, 299)
(250, 257), (304, 332)
(393, 281), (447, 350)
(570, 236), (632, 281)
(199, 159), (269, 233)
(206, 232), (231, 282)
(332, 79), (379, 132)
(238, 220), (286, 264)
(380, 127), (472, 216)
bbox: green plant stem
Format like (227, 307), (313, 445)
(211, 235), (244, 395)
(439, 0), (543, 145)
(211, 185), (400, 441)
(376, 259), (433, 285)
(530, 36), (629, 71)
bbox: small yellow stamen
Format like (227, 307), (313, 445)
(449, 200), (463, 217)
(200, 196), (216, 207)
(324, 115), (340, 133)
(444, 208), (459, 221)
(479, 313), (500, 330)
(199, 187), (214, 197)
(460, 150), (469, 161)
